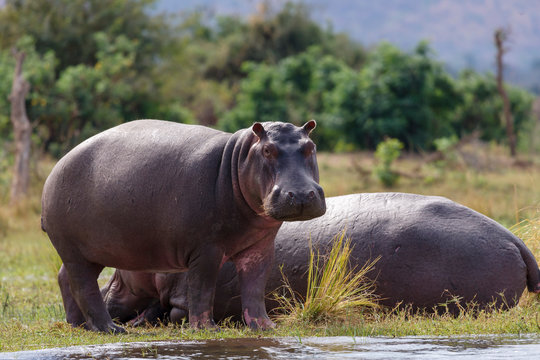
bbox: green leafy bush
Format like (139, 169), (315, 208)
(373, 138), (404, 187)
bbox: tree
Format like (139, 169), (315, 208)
(0, 0), (179, 155)
(220, 62), (288, 133)
(0, 0), (169, 74)
(159, 2), (366, 126)
(324, 42), (461, 150)
(494, 28), (517, 157)
(0, 34), (194, 157)
(8, 49), (31, 204)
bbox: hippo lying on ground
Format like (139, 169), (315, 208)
(101, 193), (540, 325)
(41, 119), (326, 332)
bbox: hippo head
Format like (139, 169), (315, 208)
(239, 120), (326, 222)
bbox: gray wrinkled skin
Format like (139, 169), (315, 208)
(101, 193), (540, 325)
(41, 119), (326, 332)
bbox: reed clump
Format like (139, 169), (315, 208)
(273, 230), (380, 324)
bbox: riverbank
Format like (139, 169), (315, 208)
(0, 149), (538, 352)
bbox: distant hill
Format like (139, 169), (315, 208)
(155, 0), (540, 93)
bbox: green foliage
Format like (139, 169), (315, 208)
(0, 0), (169, 73)
(453, 70), (535, 146)
(49, 32), (139, 154)
(0, 36), (57, 141)
(220, 40), (535, 153)
(0, 145), (12, 202)
(156, 2), (366, 128)
(333, 42), (461, 150)
(0, 0), (536, 158)
(0, 33), (194, 156)
(431, 135), (460, 169)
(220, 47), (351, 145)
(433, 135), (459, 152)
(220, 42), (461, 151)
(0, 0), (193, 156)
(373, 138), (404, 187)
(220, 63), (288, 132)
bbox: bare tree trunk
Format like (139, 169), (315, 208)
(494, 28), (517, 157)
(8, 49), (31, 205)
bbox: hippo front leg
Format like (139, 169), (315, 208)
(187, 247), (223, 329)
(233, 236), (276, 330)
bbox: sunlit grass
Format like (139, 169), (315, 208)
(273, 230), (379, 324)
(511, 217), (540, 257)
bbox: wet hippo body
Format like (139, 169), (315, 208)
(41, 119), (326, 332)
(101, 193), (540, 324)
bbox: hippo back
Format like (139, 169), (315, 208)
(214, 193), (531, 319)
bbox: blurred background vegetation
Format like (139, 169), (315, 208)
(0, 0), (538, 214)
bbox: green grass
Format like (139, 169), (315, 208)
(0, 150), (539, 352)
(273, 230), (379, 324)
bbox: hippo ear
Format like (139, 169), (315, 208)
(252, 122), (266, 140)
(302, 120), (317, 135)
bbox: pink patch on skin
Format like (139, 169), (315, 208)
(190, 311), (214, 329)
(220, 255), (229, 269)
(243, 308), (253, 325)
(235, 252), (265, 273)
(243, 308), (276, 329)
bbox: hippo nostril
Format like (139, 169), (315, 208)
(288, 192), (294, 199)
(308, 190), (315, 199)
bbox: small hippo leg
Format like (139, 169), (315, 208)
(187, 248), (222, 329)
(166, 274), (190, 324)
(129, 300), (168, 327)
(62, 260), (125, 333)
(155, 272), (189, 325)
(233, 237), (276, 330)
(58, 264), (85, 327)
(170, 307), (189, 324)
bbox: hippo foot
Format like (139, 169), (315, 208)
(247, 319), (276, 331)
(129, 312), (157, 327)
(85, 321), (126, 334)
(189, 312), (219, 330)
(128, 305), (168, 327)
(243, 309), (276, 330)
(532, 283), (540, 294)
(190, 321), (220, 331)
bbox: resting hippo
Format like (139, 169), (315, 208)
(41, 119), (326, 332)
(101, 193), (540, 324)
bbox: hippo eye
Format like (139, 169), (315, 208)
(263, 144), (274, 158)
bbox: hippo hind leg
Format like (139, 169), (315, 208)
(61, 260), (125, 333)
(58, 264), (85, 327)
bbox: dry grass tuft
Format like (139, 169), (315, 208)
(511, 216), (540, 256)
(273, 230), (380, 324)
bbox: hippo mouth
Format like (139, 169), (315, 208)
(263, 198), (326, 222)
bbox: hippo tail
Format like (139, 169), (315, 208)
(510, 233), (540, 293)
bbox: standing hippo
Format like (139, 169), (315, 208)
(101, 193), (540, 325)
(41, 119), (326, 333)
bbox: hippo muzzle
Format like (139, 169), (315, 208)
(264, 182), (326, 221)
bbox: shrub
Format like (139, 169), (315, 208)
(373, 137), (403, 187)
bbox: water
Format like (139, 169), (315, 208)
(2, 334), (540, 359)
